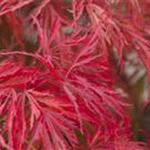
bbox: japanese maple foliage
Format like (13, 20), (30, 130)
(0, 0), (150, 150)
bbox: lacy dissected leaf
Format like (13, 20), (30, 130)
(0, 0), (149, 150)
(25, 90), (78, 150)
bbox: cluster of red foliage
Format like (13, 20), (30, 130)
(0, 0), (150, 149)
